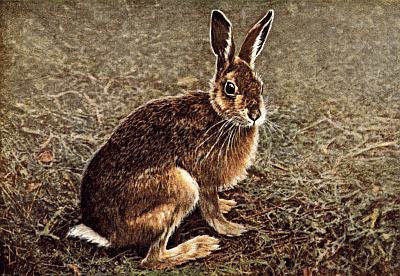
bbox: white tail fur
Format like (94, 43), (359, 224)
(67, 224), (111, 247)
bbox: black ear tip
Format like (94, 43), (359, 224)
(266, 9), (274, 21)
(258, 9), (274, 26)
(211, 9), (223, 17)
(211, 9), (228, 21)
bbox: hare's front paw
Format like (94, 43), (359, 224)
(218, 198), (237, 214)
(212, 219), (247, 237)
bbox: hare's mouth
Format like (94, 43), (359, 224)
(223, 109), (265, 128)
(252, 112), (266, 127)
(243, 117), (265, 127)
(237, 110), (265, 128)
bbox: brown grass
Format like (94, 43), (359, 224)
(1, 0), (399, 275)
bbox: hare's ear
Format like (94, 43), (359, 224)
(239, 10), (274, 69)
(210, 10), (235, 75)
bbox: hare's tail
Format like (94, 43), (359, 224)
(67, 223), (111, 247)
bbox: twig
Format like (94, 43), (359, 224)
(298, 118), (327, 133)
(48, 90), (81, 98)
(343, 140), (398, 159)
(243, 207), (277, 220)
(321, 138), (336, 154)
(270, 162), (289, 171)
(39, 207), (65, 240)
(21, 127), (42, 136)
(103, 78), (114, 94)
(83, 93), (103, 124)
(324, 116), (362, 140)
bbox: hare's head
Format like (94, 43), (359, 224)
(209, 10), (274, 127)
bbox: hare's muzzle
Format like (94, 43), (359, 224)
(248, 107), (261, 122)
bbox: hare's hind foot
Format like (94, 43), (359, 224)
(140, 235), (219, 269)
(212, 218), (247, 237)
(219, 198), (237, 214)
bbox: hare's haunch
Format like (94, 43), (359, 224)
(68, 9), (274, 269)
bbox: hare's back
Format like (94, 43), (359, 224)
(84, 92), (216, 181)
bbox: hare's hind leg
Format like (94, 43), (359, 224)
(140, 167), (219, 269)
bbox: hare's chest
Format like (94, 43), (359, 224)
(219, 129), (259, 190)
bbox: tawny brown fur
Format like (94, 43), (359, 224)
(68, 9), (274, 269)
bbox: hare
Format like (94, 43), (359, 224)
(68, 9), (274, 269)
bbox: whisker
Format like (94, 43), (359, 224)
(195, 120), (226, 152)
(204, 119), (226, 137)
(268, 120), (282, 132)
(223, 129), (232, 164)
(232, 126), (240, 161)
(218, 122), (235, 164)
(262, 118), (282, 134)
(227, 123), (241, 165)
(260, 124), (269, 140)
(200, 120), (231, 164)
(225, 125), (237, 164)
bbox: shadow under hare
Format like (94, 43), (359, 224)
(68, 9), (274, 269)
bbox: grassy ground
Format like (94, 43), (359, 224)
(1, 0), (399, 275)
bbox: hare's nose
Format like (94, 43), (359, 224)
(248, 108), (261, 122)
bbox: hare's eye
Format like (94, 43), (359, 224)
(224, 81), (236, 97)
